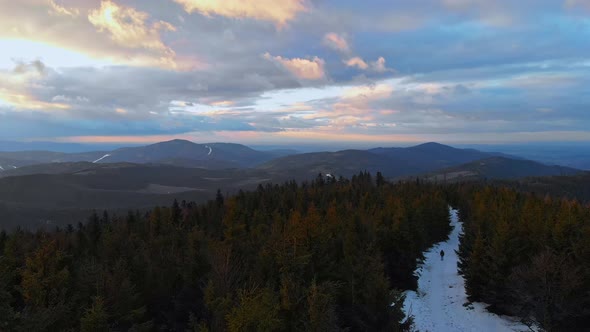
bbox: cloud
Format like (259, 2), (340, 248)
(342, 83), (394, 100)
(263, 53), (326, 80)
(0, 0), (203, 70)
(345, 56), (393, 72)
(48, 0), (79, 17)
(210, 100), (235, 107)
(13, 60), (47, 76)
(0, 60), (70, 110)
(323, 33), (350, 53)
(345, 57), (369, 70)
(173, 0), (308, 26)
(2, 0), (590, 144)
(52, 95), (89, 103)
(371, 57), (392, 73)
(282, 83), (397, 132)
(88, 1), (177, 68)
(0, 92), (70, 110)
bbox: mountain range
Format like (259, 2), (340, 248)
(422, 156), (579, 182)
(0, 139), (585, 230)
(0, 140), (581, 180)
(0, 140), (290, 170)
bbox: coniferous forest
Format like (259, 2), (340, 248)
(454, 185), (590, 331)
(1, 173), (590, 331)
(0, 173), (451, 331)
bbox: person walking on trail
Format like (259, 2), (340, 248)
(440, 250), (445, 261)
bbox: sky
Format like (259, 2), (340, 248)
(0, 0), (589, 146)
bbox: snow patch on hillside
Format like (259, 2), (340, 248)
(205, 145), (212, 156)
(93, 154), (111, 163)
(403, 209), (537, 332)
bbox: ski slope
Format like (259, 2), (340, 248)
(92, 154), (111, 163)
(403, 209), (536, 332)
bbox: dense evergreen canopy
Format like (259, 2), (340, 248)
(2, 173), (589, 331)
(0, 173), (451, 331)
(454, 185), (590, 331)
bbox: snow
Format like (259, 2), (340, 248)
(403, 208), (537, 332)
(0, 165), (4, 171)
(205, 145), (212, 156)
(11, 165), (16, 169)
(92, 154), (111, 163)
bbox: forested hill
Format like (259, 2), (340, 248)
(496, 172), (590, 203)
(0, 173), (451, 331)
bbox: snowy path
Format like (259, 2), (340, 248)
(403, 208), (534, 332)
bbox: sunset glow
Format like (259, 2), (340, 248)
(0, 0), (589, 145)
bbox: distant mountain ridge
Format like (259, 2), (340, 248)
(259, 142), (530, 179)
(421, 156), (580, 182)
(0, 139), (288, 172)
(369, 142), (518, 167)
(96, 140), (276, 167)
(0, 140), (580, 181)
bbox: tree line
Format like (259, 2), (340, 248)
(0, 173), (451, 331)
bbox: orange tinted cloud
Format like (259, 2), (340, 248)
(345, 56), (392, 72)
(323, 33), (350, 53)
(0, 91), (70, 110)
(345, 57), (369, 70)
(264, 53), (325, 80)
(209, 100), (235, 107)
(173, 0), (308, 26)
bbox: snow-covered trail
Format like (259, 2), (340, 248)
(403, 208), (534, 332)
